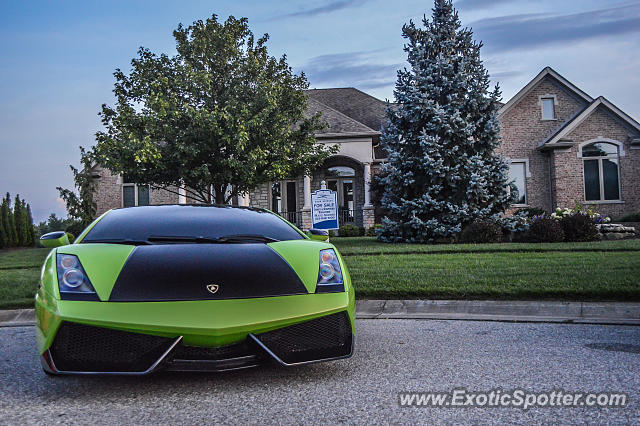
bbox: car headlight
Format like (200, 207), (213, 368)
(56, 254), (99, 300)
(316, 249), (344, 293)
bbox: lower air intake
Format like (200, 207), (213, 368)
(50, 322), (175, 373)
(253, 311), (353, 365)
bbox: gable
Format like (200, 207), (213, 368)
(305, 88), (388, 132)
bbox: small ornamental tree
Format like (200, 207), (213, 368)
(377, 0), (513, 243)
(94, 15), (333, 204)
(57, 147), (98, 228)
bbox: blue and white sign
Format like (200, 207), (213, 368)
(311, 187), (339, 230)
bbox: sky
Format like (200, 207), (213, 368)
(1, 0), (639, 222)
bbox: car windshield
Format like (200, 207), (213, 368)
(81, 205), (305, 244)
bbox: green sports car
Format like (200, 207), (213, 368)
(36, 205), (355, 375)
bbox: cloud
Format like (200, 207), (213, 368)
(490, 70), (525, 79)
(470, 4), (640, 52)
(270, 0), (369, 20)
(455, 0), (529, 11)
(298, 50), (402, 90)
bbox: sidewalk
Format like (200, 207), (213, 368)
(2, 300), (639, 327)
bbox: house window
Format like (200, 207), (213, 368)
(541, 98), (555, 120)
(581, 142), (621, 201)
(122, 178), (150, 207)
(508, 162), (527, 205)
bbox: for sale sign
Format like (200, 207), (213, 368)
(311, 188), (339, 230)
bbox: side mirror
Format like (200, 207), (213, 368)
(306, 229), (330, 242)
(40, 231), (71, 248)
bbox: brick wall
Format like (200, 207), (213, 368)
(554, 105), (640, 218)
(498, 75), (590, 212)
(93, 166), (179, 216)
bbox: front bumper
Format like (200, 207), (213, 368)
(36, 291), (355, 375)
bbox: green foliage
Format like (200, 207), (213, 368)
(377, 0), (512, 243)
(560, 213), (599, 242)
(459, 220), (503, 243)
(514, 207), (546, 219)
(35, 214), (81, 240)
(93, 14), (335, 204)
(0, 193), (37, 248)
(618, 212), (640, 222)
(338, 224), (361, 237)
(527, 218), (564, 243)
(57, 147), (97, 228)
(365, 224), (383, 237)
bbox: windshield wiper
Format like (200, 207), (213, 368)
(83, 238), (153, 246)
(216, 234), (279, 244)
(145, 234), (279, 244)
(147, 235), (219, 244)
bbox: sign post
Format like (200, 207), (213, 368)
(310, 181), (339, 230)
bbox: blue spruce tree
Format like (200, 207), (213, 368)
(378, 0), (513, 243)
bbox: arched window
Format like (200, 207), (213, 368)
(327, 166), (355, 177)
(581, 142), (621, 201)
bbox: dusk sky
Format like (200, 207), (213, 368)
(1, 0), (639, 222)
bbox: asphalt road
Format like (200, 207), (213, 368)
(1, 320), (639, 425)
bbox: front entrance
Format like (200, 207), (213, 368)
(271, 181), (300, 225)
(326, 166), (356, 224)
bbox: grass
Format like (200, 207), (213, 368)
(1, 239), (639, 309)
(341, 251), (640, 300)
(331, 237), (640, 256)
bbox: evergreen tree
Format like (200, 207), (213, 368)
(377, 0), (513, 243)
(0, 200), (6, 249)
(5, 193), (17, 247)
(13, 194), (26, 246)
(0, 195), (10, 248)
(25, 204), (36, 247)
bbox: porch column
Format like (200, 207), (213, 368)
(178, 184), (187, 204)
(303, 175), (311, 209)
(238, 192), (250, 207)
(364, 162), (372, 207)
(302, 175), (312, 230)
(363, 162), (375, 229)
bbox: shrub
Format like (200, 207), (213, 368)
(328, 230), (336, 238)
(527, 217), (564, 243)
(514, 207), (546, 219)
(618, 212), (640, 222)
(459, 220), (503, 243)
(338, 224), (361, 237)
(365, 224), (383, 237)
(560, 213), (599, 242)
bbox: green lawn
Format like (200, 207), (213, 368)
(0, 239), (639, 309)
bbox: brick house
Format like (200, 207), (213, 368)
(91, 67), (640, 227)
(498, 67), (640, 218)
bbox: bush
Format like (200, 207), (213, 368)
(514, 207), (546, 219)
(328, 230), (336, 238)
(365, 224), (383, 237)
(338, 224), (361, 237)
(527, 217), (564, 243)
(560, 213), (599, 242)
(459, 220), (503, 243)
(618, 212), (640, 222)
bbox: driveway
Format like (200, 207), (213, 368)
(1, 320), (638, 424)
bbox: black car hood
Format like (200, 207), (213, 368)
(108, 244), (308, 302)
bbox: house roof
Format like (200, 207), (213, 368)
(498, 67), (593, 117)
(539, 96), (640, 149)
(305, 97), (380, 138)
(305, 88), (389, 132)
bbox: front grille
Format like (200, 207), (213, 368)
(172, 341), (255, 361)
(254, 311), (353, 364)
(50, 322), (175, 372)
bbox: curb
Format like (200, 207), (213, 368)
(356, 300), (640, 325)
(2, 300), (640, 327)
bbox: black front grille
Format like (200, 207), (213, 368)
(172, 341), (255, 361)
(50, 322), (176, 372)
(254, 311), (353, 364)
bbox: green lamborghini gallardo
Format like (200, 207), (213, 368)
(36, 205), (354, 375)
